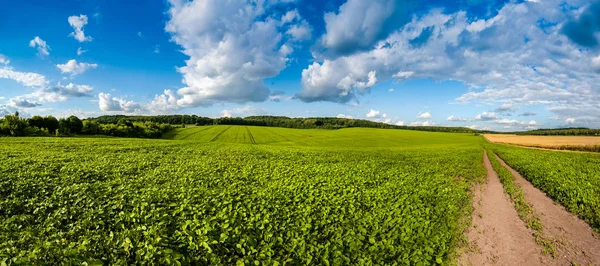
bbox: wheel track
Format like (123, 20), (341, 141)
(245, 127), (256, 144)
(180, 126), (214, 140)
(209, 126), (232, 142)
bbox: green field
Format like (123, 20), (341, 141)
(3, 126), (599, 265)
(0, 127), (485, 265)
(165, 125), (480, 148)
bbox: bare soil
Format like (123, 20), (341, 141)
(484, 134), (600, 147)
(497, 155), (600, 265)
(458, 151), (550, 265)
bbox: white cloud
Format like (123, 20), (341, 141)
(77, 47), (87, 56)
(56, 59), (98, 75)
(154, 45), (160, 54)
(221, 110), (232, 118)
(29, 36), (50, 56)
(319, 0), (402, 57)
(158, 0), (303, 108)
(566, 117), (575, 124)
(494, 103), (517, 113)
(388, 88), (394, 92)
(410, 121), (435, 126)
(32, 83), (94, 103)
(98, 93), (142, 113)
(392, 71), (414, 81)
(475, 112), (497, 121)
(68, 15), (92, 42)
(365, 109), (386, 118)
(417, 111), (431, 119)
(336, 114), (353, 119)
(137, 31), (143, 37)
(593, 56), (600, 73)
(147, 89), (180, 113)
(494, 119), (539, 129)
(9, 97), (41, 108)
(395, 120), (405, 126)
(296, 0), (600, 126)
(466, 124), (478, 130)
(447, 115), (467, 122)
(286, 21), (312, 41)
(0, 67), (48, 87)
(281, 10), (300, 24)
(220, 105), (266, 118)
(0, 54), (9, 65)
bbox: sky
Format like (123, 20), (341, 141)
(1, 0), (600, 131)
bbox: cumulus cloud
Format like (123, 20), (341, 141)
(447, 115), (467, 122)
(410, 121), (435, 126)
(317, 0), (409, 57)
(0, 54), (9, 65)
(336, 114), (353, 119)
(0, 67), (48, 87)
(365, 109), (386, 119)
(494, 103), (517, 113)
(395, 120), (405, 126)
(417, 111), (431, 119)
(98, 93), (142, 113)
(29, 36), (50, 56)
(565, 117), (576, 125)
(32, 83), (94, 103)
(156, 0), (305, 108)
(296, 0), (600, 126)
(475, 112), (497, 121)
(9, 97), (41, 108)
(68, 15), (92, 42)
(56, 59), (98, 75)
(286, 21), (312, 41)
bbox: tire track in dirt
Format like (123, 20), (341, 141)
(458, 151), (550, 265)
(496, 155), (600, 265)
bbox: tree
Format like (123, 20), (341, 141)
(28, 115), (45, 129)
(67, 116), (83, 134)
(0, 112), (29, 136)
(44, 116), (59, 134)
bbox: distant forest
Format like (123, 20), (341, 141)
(92, 115), (488, 133)
(514, 128), (600, 136)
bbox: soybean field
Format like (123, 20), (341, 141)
(0, 127), (485, 265)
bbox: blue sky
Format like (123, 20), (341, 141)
(1, 0), (599, 131)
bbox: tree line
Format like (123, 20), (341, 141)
(515, 128), (600, 136)
(93, 115), (486, 133)
(0, 112), (172, 138)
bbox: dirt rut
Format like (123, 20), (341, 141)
(496, 155), (600, 265)
(458, 151), (550, 265)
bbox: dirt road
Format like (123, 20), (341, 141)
(458, 151), (550, 265)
